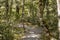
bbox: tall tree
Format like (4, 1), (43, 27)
(57, 0), (60, 40)
(22, 0), (26, 33)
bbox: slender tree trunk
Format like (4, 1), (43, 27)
(15, 0), (20, 21)
(22, 0), (26, 33)
(38, 0), (44, 26)
(45, 0), (51, 40)
(0, 2), (3, 40)
(9, 0), (13, 36)
(5, 0), (9, 40)
(39, 0), (44, 18)
(9, 0), (13, 15)
(39, 0), (46, 40)
(5, 0), (9, 20)
(57, 0), (60, 40)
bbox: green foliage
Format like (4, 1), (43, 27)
(0, 0), (58, 40)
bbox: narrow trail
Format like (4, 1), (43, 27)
(17, 23), (44, 40)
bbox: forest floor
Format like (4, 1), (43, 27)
(17, 23), (44, 40)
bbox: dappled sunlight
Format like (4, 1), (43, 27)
(0, 0), (58, 40)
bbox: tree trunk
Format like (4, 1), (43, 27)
(38, 0), (44, 26)
(57, 0), (60, 40)
(22, 0), (26, 33)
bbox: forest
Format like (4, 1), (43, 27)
(0, 0), (59, 40)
